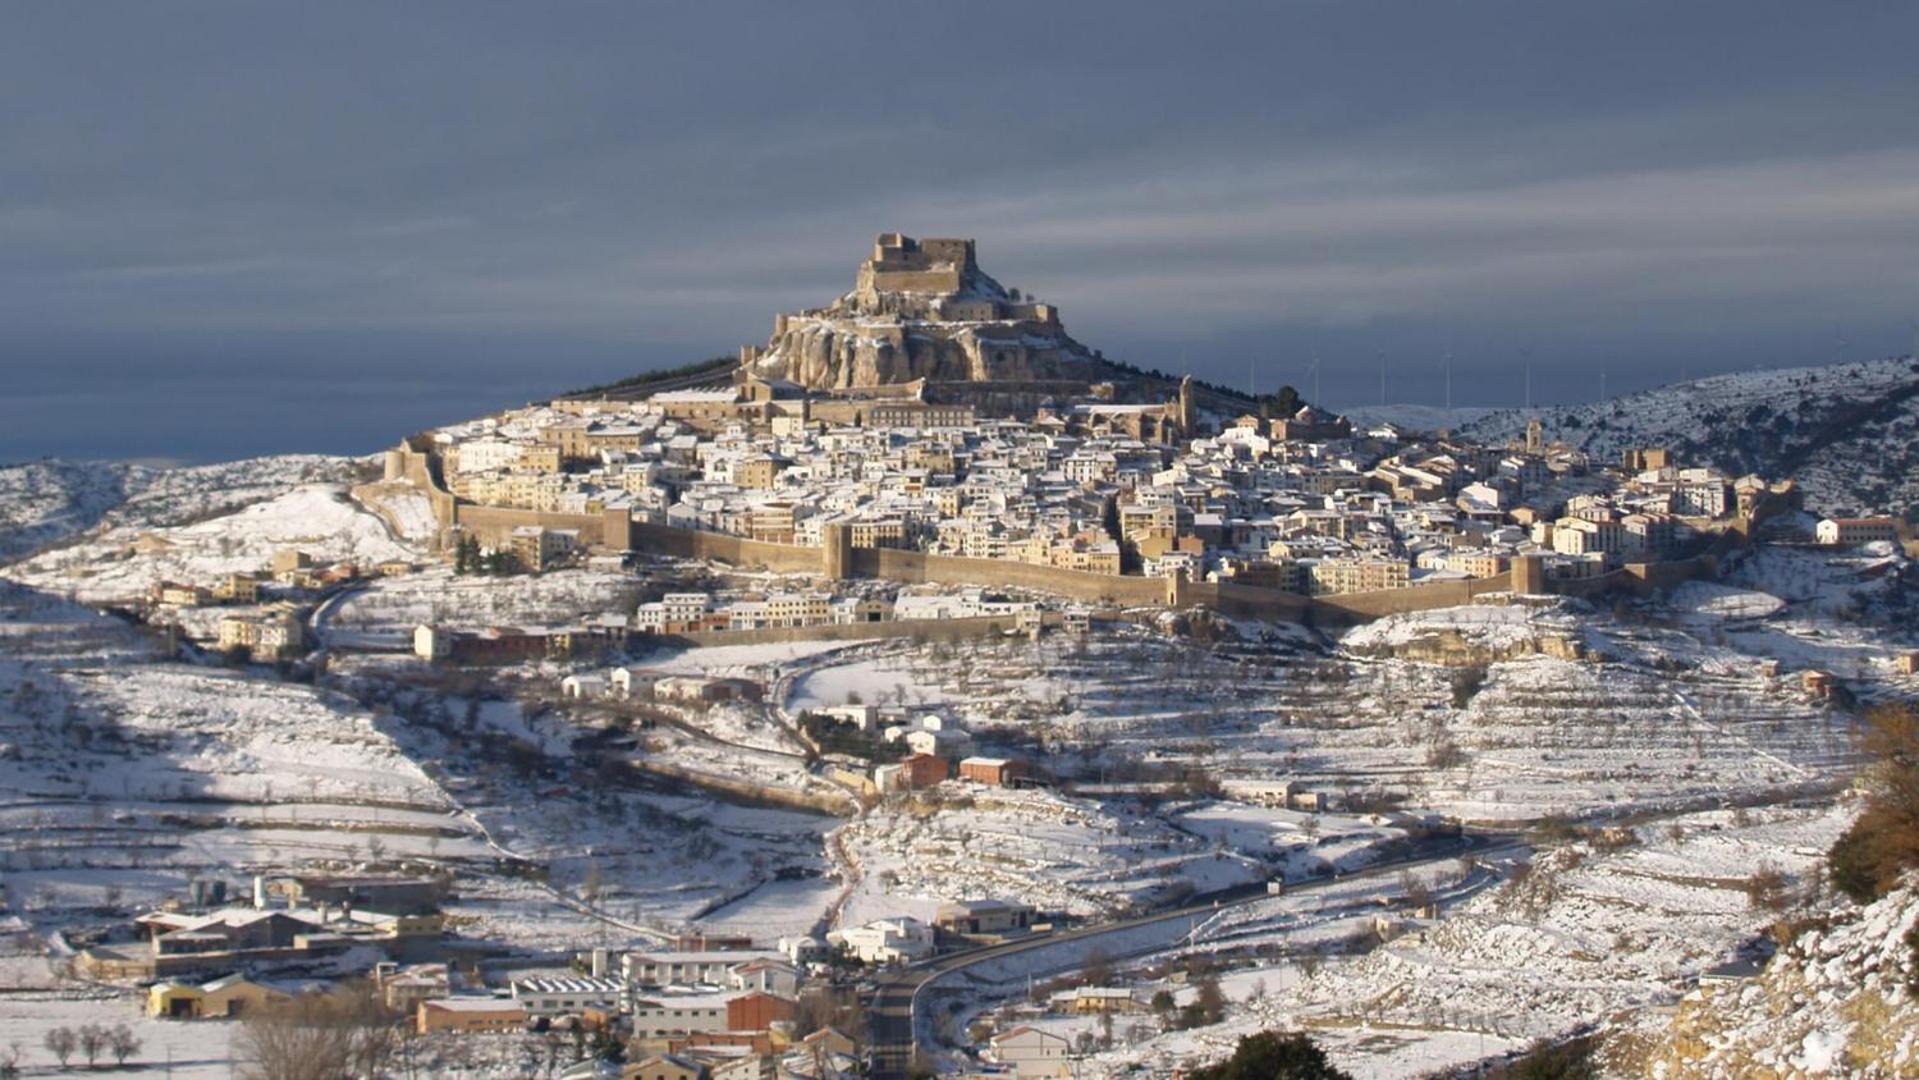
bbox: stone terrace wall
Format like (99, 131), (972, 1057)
(663, 614), (1026, 649)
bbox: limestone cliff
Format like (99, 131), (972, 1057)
(752, 233), (1105, 390)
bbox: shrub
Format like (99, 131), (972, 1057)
(1826, 704), (1919, 902)
(1187, 1030), (1353, 1079)
(1491, 1035), (1599, 1079)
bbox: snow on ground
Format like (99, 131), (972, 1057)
(835, 785), (1387, 924)
(1464, 354), (1919, 514)
(354, 482), (441, 544)
(640, 638), (860, 677)
(6, 482), (418, 604)
(323, 565), (639, 643)
(1637, 876), (1919, 1076)
(1053, 802), (1854, 1078)
(0, 580), (482, 921)
(788, 649), (951, 710)
(1342, 404), (1500, 432)
(1339, 599), (1592, 655)
(1661, 580), (1787, 623)
(0, 455), (367, 566)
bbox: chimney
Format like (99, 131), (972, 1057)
(252, 875), (268, 910)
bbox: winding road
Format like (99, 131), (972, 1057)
(865, 829), (1521, 1079)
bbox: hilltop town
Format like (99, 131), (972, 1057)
(0, 236), (1916, 1079)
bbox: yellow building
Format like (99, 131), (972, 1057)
(148, 975), (295, 1019)
(417, 998), (528, 1034)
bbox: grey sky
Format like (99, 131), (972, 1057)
(5, 1), (1917, 461)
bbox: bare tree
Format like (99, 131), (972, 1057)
(43, 1026), (75, 1069)
(76, 1024), (107, 1069)
(234, 986), (397, 1080)
(107, 1025), (141, 1067)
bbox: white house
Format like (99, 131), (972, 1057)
(510, 976), (623, 1018)
(828, 918), (934, 965)
(989, 1025), (1073, 1079)
(727, 958), (801, 998)
(560, 674), (608, 699)
(904, 728), (972, 759)
(623, 950), (785, 988)
(1816, 517), (1898, 546)
(627, 991), (733, 1037)
(611, 668), (659, 700)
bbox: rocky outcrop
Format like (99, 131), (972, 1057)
(1635, 882), (1919, 1077)
(753, 233), (1104, 390)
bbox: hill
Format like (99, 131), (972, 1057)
(1462, 355), (1919, 516)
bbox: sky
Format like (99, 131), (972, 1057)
(4, 1), (1918, 462)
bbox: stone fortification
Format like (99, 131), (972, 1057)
(753, 233), (1103, 390)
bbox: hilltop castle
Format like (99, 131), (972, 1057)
(747, 233), (1102, 390)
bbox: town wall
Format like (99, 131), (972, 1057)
(626, 522), (824, 575)
(1314, 579), (1480, 622)
(392, 441), (457, 547)
(855, 546), (1171, 606)
(402, 460), (1721, 625)
(456, 505), (608, 549)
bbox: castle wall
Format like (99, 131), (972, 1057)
(853, 547), (1172, 606)
(455, 505), (609, 548)
(626, 522), (827, 575)
(410, 472), (1718, 624)
(867, 268), (965, 294)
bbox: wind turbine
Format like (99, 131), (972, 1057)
(1306, 349), (1323, 406)
(1521, 347), (1533, 410)
(1376, 350), (1388, 407)
(1832, 323), (1852, 366)
(1442, 349), (1455, 412)
(1906, 317), (1918, 360)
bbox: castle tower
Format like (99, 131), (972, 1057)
(821, 522), (853, 581)
(1512, 554), (1546, 595)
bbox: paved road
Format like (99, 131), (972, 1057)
(865, 830), (1520, 1079)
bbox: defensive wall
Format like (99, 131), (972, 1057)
(394, 450), (1718, 626)
(627, 522), (824, 574)
(854, 546), (1172, 606)
(384, 441), (613, 549)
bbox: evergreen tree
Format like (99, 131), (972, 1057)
(1187, 1031), (1352, 1080)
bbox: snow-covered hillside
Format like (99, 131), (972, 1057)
(1639, 879), (1918, 1076)
(5, 482), (419, 604)
(0, 455), (370, 564)
(1463, 355), (1919, 515)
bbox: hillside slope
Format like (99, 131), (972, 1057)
(0, 455), (368, 565)
(1463, 356), (1919, 516)
(1635, 880), (1918, 1076)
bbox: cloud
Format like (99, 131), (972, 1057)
(1, 1), (1916, 459)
